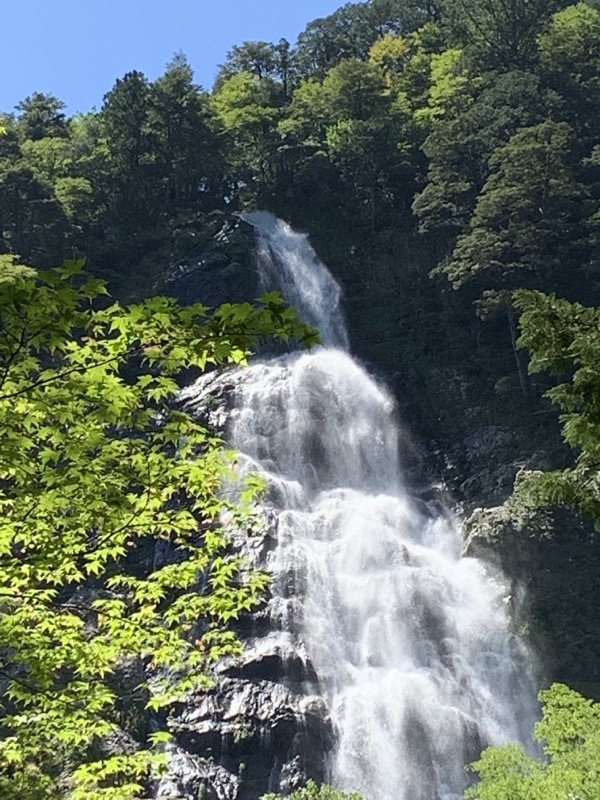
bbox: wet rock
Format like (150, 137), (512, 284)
(156, 746), (241, 800)
(162, 215), (259, 310)
(458, 426), (519, 502)
(162, 670), (334, 799)
(155, 364), (335, 800)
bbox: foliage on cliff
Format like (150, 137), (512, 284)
(262, 780), (363, 800)
(466, 684), (600, 799)
(514, 290), (600, 528)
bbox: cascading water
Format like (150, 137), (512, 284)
(242, 211), (349, 350)
(184, 213), (539, 799)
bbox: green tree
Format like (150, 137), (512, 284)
(61, 113), (114, 241)
(215, 39), (295, 95)
(322, 58), (387, 121)
(150, 53), (224, 211)
(413, 71), (560, 237)
(0, 262), (317, 799)
(212, 71), (283, 199)
(274, 38), (294, 96)
(278, 78), (332, 152)
(539, 2), (600, 143)
(367, 21), (458, 128)
(513, 290), (600, 527)
(466, 684), (600, 799)
(262, 780), (363, 800)
(294, 0), (438, 79)
(216, 40), (279, 84)
(0, 253), (36, 282)
(444, 121), (589, 293)
(20, 136), (70, 184)
(440, 0), (567, 70)
(326, 111), (411, 227)
(413, 47), (468, 124)
(0, 117), (70, 267)
(15, 93), (68, 142)
(99, 71), (163, 271)
(54, 176), (95, 224)
(0, 163), (69, 267)
(101, 71), (153, 175)
(368, 31), (411, 86)
(295, 9), (365, 79)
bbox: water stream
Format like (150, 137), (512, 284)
(188, 213), (538, 799)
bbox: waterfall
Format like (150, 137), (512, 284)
(184, 212), (539, 800)
(242, 211), (349, 350)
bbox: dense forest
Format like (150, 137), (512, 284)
(3, 0), (600, 445)
(3, 0), (600, 797)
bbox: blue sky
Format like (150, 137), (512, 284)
(2, 0), (345, 115)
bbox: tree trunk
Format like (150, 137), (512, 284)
(507, 306), (530, 402)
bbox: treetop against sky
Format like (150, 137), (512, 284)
(1, 0), (344, 114)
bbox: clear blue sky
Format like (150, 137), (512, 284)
(2, 0), (345, 115)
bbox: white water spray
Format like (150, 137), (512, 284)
(187, 213), (538, 799)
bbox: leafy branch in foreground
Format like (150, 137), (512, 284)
(466, 684), (600, 799)
(0, 260), (317, 799)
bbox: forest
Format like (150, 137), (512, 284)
(2, 0), (600, 797)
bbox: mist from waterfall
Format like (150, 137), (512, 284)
(189, 212), (539, 799)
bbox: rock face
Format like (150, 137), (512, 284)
(162, 215), (260, 310)
(133, 215), (342, 798)
(155, 376), (335, 800)
(159, 660), (334, 799)
(155, 589), (336, 797)
(464, 499), (600, 689)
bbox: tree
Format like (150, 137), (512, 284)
(466, 684), (600, 799)
(101, 71), (153, 175)
(262, 780), (363, 800)
(0, 119), (70, 267)
(150, 53), (224, 210)
(295, 9), (366, 79)
(413, 71), (560, 237)
(368, 32), (411, 86)
(512, 290), (600, 527)
(0, 163), (69, 267)
(212, 71), (283, 198)
(278, 78), (331, 153)
(294, 0), (439, 79)
(99, 71), (162, 266)
(15, 93), (68, 142)
(322, 59), (387, 122)
(0, 262), (318, 799)
(440, 0), (567, 71)
(443, 121), (589, 293)
(54, 176), (95, 224)
(216, 40), (278, 84)
(215, 39), (295, 95)
(413, 47), (468, 124)
(539, 2), (600, 143)
(274, 38), (294, 96)
(0, 253), (36, 282)
(326, 110), (411, 227)
(20, 136), (70, 184)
